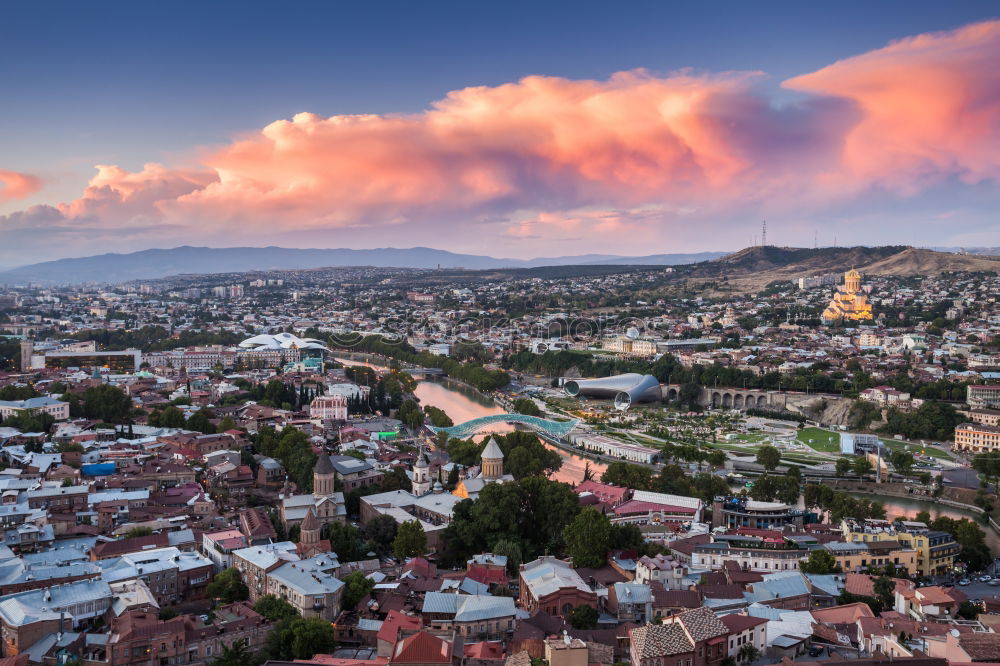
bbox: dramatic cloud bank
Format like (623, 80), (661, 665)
(4, 20), (1000, 259)
(0, 170), (42, 201)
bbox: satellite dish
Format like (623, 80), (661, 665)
(626, 327), (640, 339)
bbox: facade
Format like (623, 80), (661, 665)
(329, 455), (384, 492)
(821, 269), (874, 323)
(604, 336), (658, 359)
(692, 536), (807, 573)
(967, 385), (1000, 409)
(719, 614), (768, 664)
(840, 519), (959, 576)
(421, 592), (516, 640)
(954, 422), (1000, 453)
(231, 541), (299, 602)
(571, 434), (658, 464)
(265, 553), (343, 620)
(280, 455), (347, 529)
(310, 394), (348, 421)
(711, 497), (804, 530)
(629, 607), (730, 666)
(519, 556), (596, 617)
(635, 554), (688, 590)
(0, 397), (69, 422)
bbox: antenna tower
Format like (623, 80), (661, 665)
(761, 219), (767, 247)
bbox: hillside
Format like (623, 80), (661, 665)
(0, 245), (727, 285)
(678, 245), (1000, 293)
(860, 247), (1000, 275)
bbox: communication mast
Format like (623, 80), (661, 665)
(761, 219), (767, 247)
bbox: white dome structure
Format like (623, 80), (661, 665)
(239, 332), (328, 351)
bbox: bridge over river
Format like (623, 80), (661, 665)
(430, 413), (581, 439)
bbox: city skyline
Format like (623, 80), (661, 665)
(2, 1), (1000, 268)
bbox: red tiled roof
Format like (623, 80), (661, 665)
(613, 500), (697, 516)
(377, 610), (422, 645)
(390, 631), (452, 664)
(720, 614), (768, 633)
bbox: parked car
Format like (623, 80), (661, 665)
(959, 579), (971, 586)
(989, 579), (1000, 586)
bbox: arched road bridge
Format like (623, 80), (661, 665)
(430, 413), (580, 439)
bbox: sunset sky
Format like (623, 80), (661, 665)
(2, 1), (999, 267)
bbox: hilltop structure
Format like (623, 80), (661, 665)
(822, 268), (874, 323)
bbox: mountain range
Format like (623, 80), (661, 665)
(1, 244), (998, 286)
(0, 246), (728, 284)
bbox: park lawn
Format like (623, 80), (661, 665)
(798, 427), (842, 453)
(733, 433), (766, 443)
(881, 438), (953, 461)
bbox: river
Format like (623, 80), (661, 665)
(334, 355), (605, 484)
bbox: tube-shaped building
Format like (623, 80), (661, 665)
(563, 373), (662, 410)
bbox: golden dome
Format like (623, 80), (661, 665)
(845, 267), (861, 279)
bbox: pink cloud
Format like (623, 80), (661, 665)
(0, 170), (42, 200)
(5, 19), (1000, 249)
(784, 20), (1000, 194)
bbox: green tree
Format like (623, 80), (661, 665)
(206, 567), (249, 603)
(873, 575), (896, 610)
(567, 604), (598, 630)
(957, 601), (981, 621)
(397, 399), (424, 431)
(253, 594), (299, 622)
(800, 549), (838, 574)
(853, 456), (873, 476)
(125, 526), (153, 538)
(341, 571), (375, 610)
(835, 457), (853, 477)
(601, 462), (653, 490)
(217, 415), (238, 432)
(186, 408), (214, 434)
(214, 639), (253, 666)
(756, 445), (781, 471)
(737, 644), (761, 664)
(889, 450), (915, 476)
(512, 398), (542, 417)
(563, 507), (611, 568)
(392, 520), (427, 559)
(363, 515), (399, 555)
(265, 617), (336, 661)
(160, 405), (186, 428)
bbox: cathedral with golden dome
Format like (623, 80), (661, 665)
(821, 268), (874, 323)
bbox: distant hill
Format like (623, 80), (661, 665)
(676, 245), (1000, 292)
(0, 245), (728, 285)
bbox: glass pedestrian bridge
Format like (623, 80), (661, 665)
(430, 413), (581, 439)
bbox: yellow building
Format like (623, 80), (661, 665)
(822, 269), (874, 322)
(954, 422), (1000, 453)
(839, 519), (959, 576)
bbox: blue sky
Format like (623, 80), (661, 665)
(1, 1), (999, 264)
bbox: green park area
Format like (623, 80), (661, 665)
(881, 438), (953, 461)
(797, 427), (841, 453)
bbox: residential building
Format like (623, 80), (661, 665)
(634, 554), (688, 590)
(629, 606), (729, 666)
(519, 557), (596, 617)
(421, 592), (517, 640)
(719, 614), (768, 664)
(954, 421), (1000, 453)
(0, 398), (69, 422)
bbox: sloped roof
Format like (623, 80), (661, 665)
(630, 622), (693, 659)
(481, 437), (504, 461)
(390, 631), (453, 664)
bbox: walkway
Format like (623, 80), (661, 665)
(430, 413), (581, 438)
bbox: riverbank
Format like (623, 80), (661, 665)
(331, 350), (500, 402)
